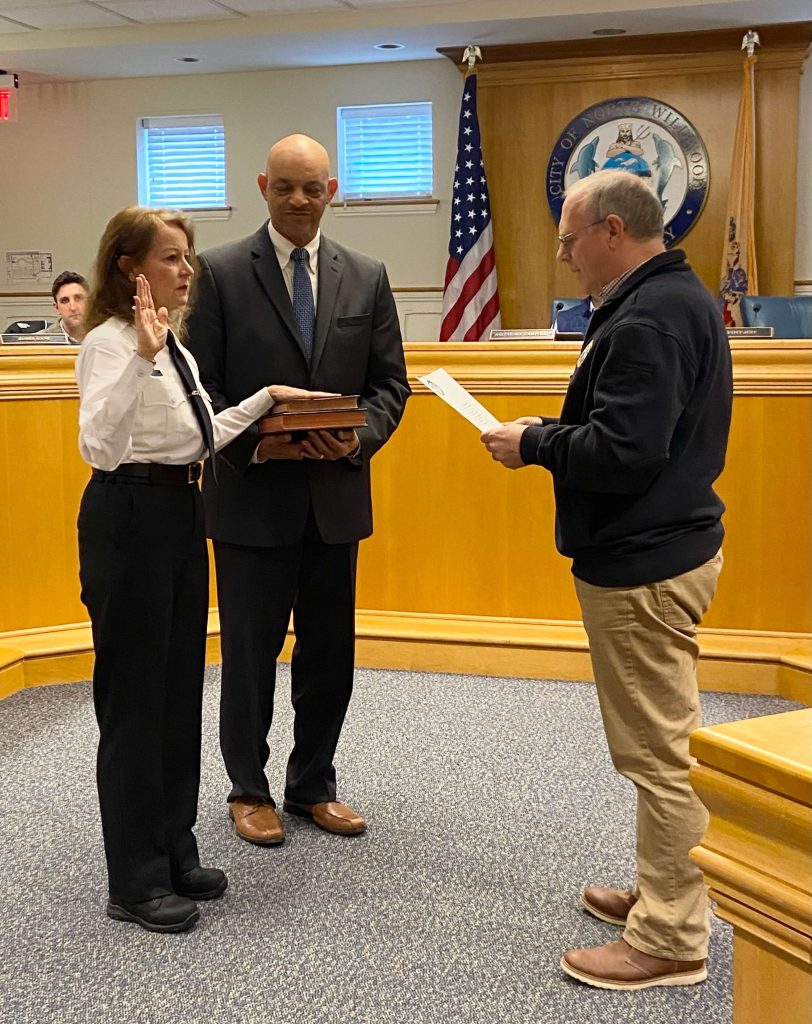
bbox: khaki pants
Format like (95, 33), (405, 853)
(575, 550), (723, 961)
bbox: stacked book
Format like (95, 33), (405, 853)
(258, 394), (366, 436)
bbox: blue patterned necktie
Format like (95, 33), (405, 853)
(291, 247), (315, 362)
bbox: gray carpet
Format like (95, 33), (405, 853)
(0, 667), (800, 1024)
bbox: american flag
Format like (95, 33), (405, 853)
(439, 71), (501, 341)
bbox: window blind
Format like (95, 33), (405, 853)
(337, 102), (432, 201)
(138, 115), (226, 209)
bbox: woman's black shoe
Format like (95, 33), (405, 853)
(173, 866), (228, 901)
(106, 894), (199, 933)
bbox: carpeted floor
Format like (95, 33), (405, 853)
(0, 667), (799, 1024)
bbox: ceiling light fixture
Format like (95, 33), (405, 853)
(592, 28), (627, 36)
(373, 43), (404, 51)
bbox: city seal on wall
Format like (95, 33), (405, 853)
(546, 97), (710, 246)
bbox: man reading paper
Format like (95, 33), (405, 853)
(482, 170), (732, 992)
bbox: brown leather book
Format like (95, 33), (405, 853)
(270, 394), (360, 415)
(258, 407), (367, 435)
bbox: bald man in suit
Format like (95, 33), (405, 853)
(186, 134), (409, 845)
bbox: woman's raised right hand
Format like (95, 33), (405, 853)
(134, 274), (168, 361)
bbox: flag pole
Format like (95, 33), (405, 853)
(719, 29), (760, 327)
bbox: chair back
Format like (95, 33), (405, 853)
(549, 298), (583, 326)
(4, 319), (55, 334)
(740, 296), (812, 339)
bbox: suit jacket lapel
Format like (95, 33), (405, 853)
(250, 224), (309, 363)
(312, 237), (342, 375)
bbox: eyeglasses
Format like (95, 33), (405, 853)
(557, 218), (606, 250)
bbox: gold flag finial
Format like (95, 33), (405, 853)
(741, 30), (760, 57)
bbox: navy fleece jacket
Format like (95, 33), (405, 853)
(519, 249), (732, 587)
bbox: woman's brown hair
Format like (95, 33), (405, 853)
(84, 206), (196, 336)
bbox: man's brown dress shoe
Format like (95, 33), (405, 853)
(229, 799), (285, 846)
(561, 937), (707, 990)
(581, 886), (638, 926)
(283, 800), (366, 836)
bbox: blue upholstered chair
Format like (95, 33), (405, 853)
(550, 297), (593, 336)
(549, 297), (583, 326)
(740, 296), (812, 339)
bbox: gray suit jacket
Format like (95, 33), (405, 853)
(185, 223), (410, 547)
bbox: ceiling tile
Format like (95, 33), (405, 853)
(100, 0), (239, 21)
(344, 0), (461, 6)
(0, 3), (132, 29)
(0, 0), (88, 8)
(217, 0), (344, 13)
(0, 15), (32, 31)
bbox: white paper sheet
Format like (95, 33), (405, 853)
(417, 368), (501, 431)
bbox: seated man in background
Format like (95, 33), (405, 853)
(45, 270), (88, 344)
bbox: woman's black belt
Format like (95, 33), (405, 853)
(91, 462), (203, 485)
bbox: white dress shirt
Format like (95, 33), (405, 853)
(42, 319), (80, 345)
(268, 222), (320, 306)
(76, 317), (273, 471)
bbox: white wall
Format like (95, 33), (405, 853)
(1, 53), (809, 313)
(0, 59), (461, 297)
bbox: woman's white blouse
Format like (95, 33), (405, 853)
(76, 317), (273, 471)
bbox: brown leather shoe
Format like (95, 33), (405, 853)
(229, 799), (285, 846)
(581, 886), (638, 926)
(283, 800), (367, 836)
(561, 938), (707, 990)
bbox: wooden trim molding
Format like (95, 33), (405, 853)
(2, 612), (809, 704)
(1, 342), (809, 400)
(0, 346), (79, 400)
(438, 23), (812, 67)
(473, 48), (809, 89)
(404, 341), (812, 396)
(392, 287), (444, 294)
(0, 291), (51, 298)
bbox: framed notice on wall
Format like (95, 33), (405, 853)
(5, 250), (53, 284)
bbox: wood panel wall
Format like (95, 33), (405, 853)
(445, 25), (811, 328)
(1, 343), (809, 702)
(358, 343), (812, 638)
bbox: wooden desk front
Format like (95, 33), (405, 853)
(0, 341), (809, 699)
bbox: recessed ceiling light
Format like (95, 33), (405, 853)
(373, 43), (404, 51)
(174, 56), (200, 63)
(592, 28), (627, 36)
